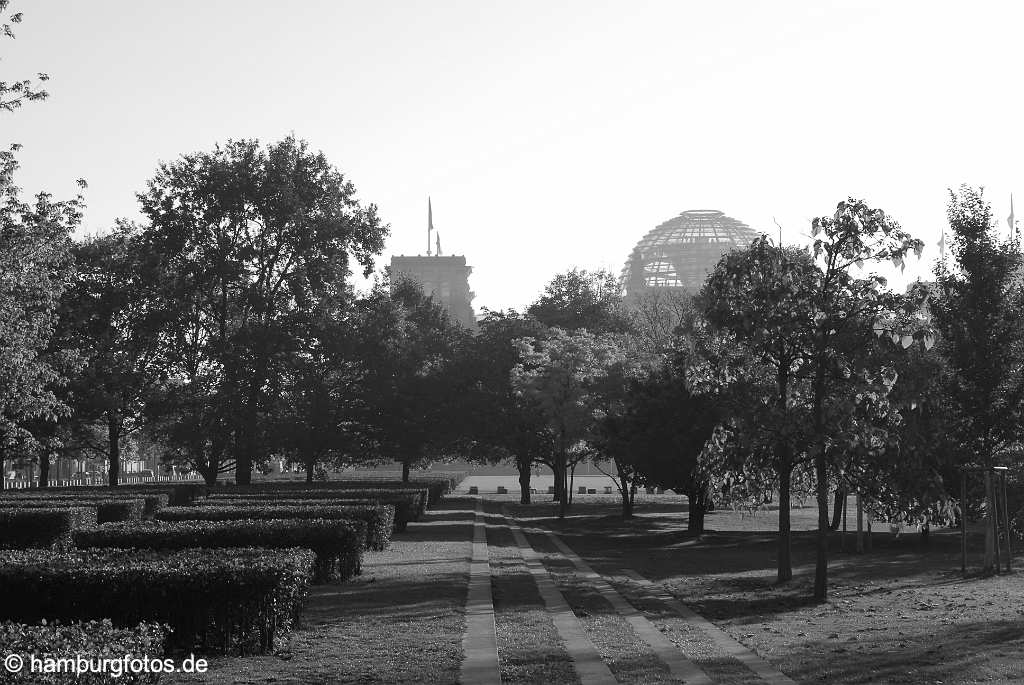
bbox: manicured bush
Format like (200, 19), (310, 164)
(0, 493), (169, 519)
(157, 503), (393, 548)
(0, 548), (312, 655)
(207, 489), (425, 527)
(0, 508), (97, 551)
(0, 499), (145, 524)
(0, 620), (169, 685)
(203, 495), (414, 532)
(76, 518), (367, 582)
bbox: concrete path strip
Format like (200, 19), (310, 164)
(541, 530), (712, 685)
(459, 497), (501, 685)
(501, 506), (617, 685)
(621, 569), (798, 685)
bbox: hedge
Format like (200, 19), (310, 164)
(76, 518), (367, 582)
(0, 499), (145, 524)
(0, 620), (169, 685)
(157, 503), (393, 547)
(0, 508), (97, 550)
(207, 489), (426, 525)
(0, 493), (168, 518)
(0, 548), (312, 655)
(199, 496), (412, 533)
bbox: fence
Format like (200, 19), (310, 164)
(2, 474), (203, 489)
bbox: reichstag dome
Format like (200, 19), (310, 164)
(622, 209), (761, 296)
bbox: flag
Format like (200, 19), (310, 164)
(937, 230), (945, 258)
(436, 232), (441, 256)
(1009, 194), (1016, 237)
(427, 197), (434, 255)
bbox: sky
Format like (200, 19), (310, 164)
(5, 1), (1023, 312)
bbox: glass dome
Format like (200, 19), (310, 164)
(623, 209), (761, 295)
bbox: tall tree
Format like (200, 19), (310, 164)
(512, 328), (624, 518)
(138, 136), (386, 484)
(58, 223), (171, 486)
(703, 237), (821, 582)
(528, 268), (629, 334)
(0, 0), (82, 488)
(352, 278), (470, 481)
(461, 309), (552, 503)
(930, 186), (1024, 569)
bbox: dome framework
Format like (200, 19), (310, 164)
(623, 209), (761, 295)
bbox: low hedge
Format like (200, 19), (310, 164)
(0, 493), (168, 518)
(157, 503), (392, 547)
(0, 499), (145, 524)
(76, 518), (367, 582)
(207, 489), (425, 526)
(0, 508), (97, 550)
(198, 496), (411, 533)
(0, 620), (169, 685)
(0, 548), (312, 655)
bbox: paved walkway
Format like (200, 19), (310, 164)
(458, 502), (799, 684)
(460, 498), (501, 684)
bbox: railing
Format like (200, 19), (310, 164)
(2, 474), (203, 489)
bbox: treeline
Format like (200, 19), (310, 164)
(461, 191), (1024, 602)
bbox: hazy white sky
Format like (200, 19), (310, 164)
(6, 1), (1023, 312)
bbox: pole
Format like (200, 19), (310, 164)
(961, 470), (967, 576)
(1002, 471), (1012, 572)
(991, 471), (1001, 574)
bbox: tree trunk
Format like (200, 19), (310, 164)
(777, 463), (793, 582)
(920, 521), (930, 545)
(305, 457), (315, 484)
(568, 463), (576, 507)
(984, 471), (995, 573)
(559, 454), (568, 519)
(0, 452), (5, 491)
(517, 461), (532, 504)
(38, 453), (50, 489)
(830, 487), (846, 531)
(866, 518), (873, 552)
(108, 415), (121, 487)
(402, 461), (411, 483)
(856, 492), (864, 553)
(551, 462), (564, 502)
(687, 487), (707, 534)
(813, 451), (829, 601)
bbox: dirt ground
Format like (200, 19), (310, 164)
(508, 495), (1024, 684)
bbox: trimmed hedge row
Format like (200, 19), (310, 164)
(0, 620), (169, 685)
(206, 489), (426, 526)
(0, 492), (168, 518)
(0, 508), (97, 550)
(75, 518), (367, 582)
(0, 548), (312, 655)
(235, 474), (463, 505)
(197, 498), (404, 536)
(0, 499), (145, 524)
(157, 504), (392, 548)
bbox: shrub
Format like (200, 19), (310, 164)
(0, 508), (97, 550)
(197, 496), (409, 534)
(0, 548), (312, 655)
(0, 620), (169, 685)
(0, 499), (145, 524)
(0, 493), (168, 519)
(206, 489), (425, 527)
(76, 518), (367, 582)
(157, 504), (392, 548)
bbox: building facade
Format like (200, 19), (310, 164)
(390, 254), (476, 329)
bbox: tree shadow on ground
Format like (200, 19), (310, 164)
(784, 619), (1024, 684)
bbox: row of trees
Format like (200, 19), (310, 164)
(451, 190), (1024, 602)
